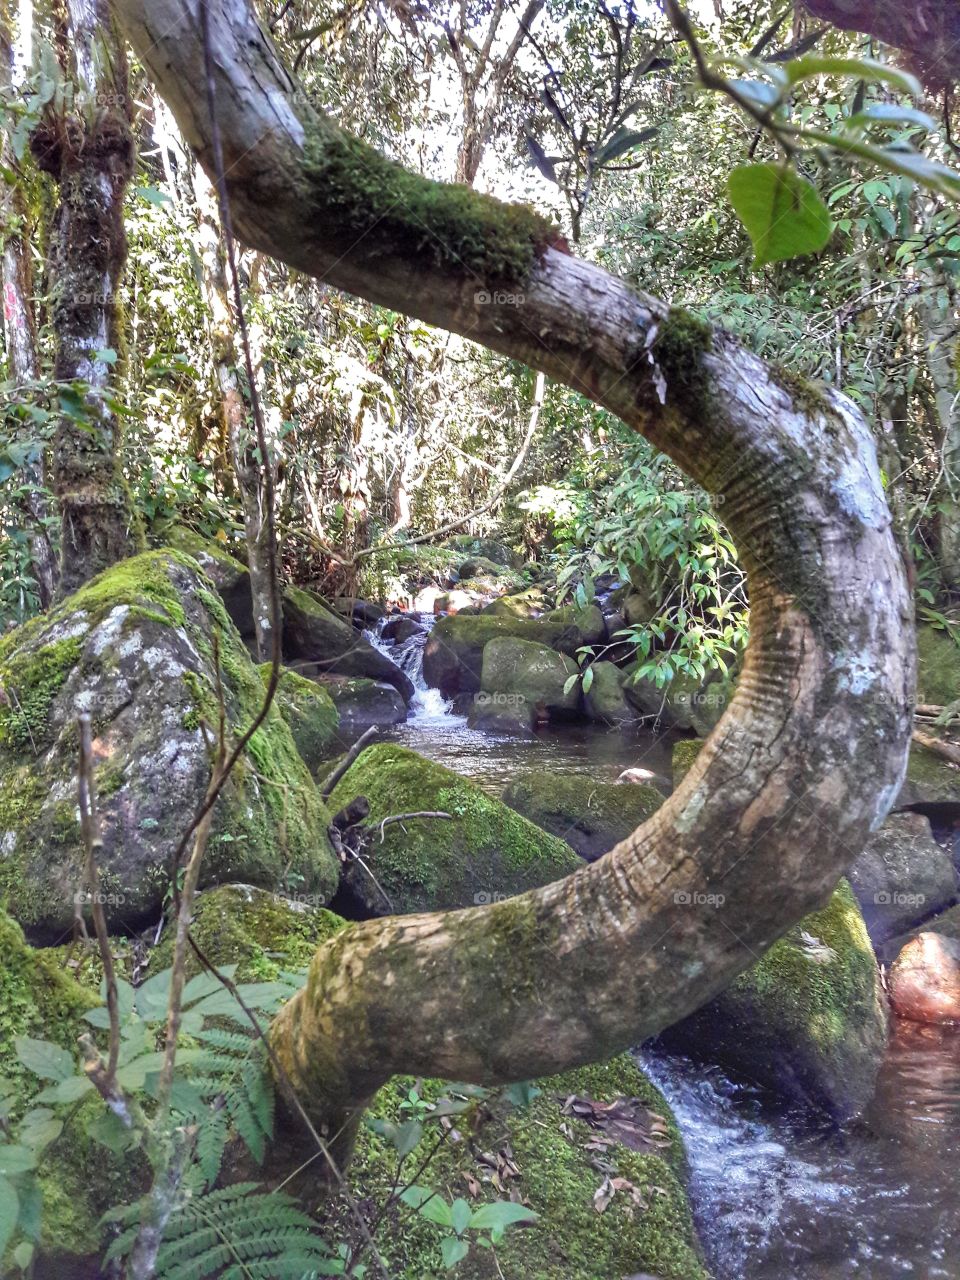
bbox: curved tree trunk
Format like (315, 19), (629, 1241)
(114, 0), (915, 1152)
(38, 0), (138, 596)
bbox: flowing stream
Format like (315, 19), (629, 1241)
(368, 614), (960, 1279)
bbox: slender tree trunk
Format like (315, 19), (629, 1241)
(192, 165), (277, 659)
(116, 0), (915, 1160)
(0, 0), (56, 605)
(917, 272), (960, 586)
(36, 0), (138, 596)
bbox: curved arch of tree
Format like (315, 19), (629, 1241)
(112, 0), (915, 1151)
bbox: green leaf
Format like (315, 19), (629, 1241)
(562, 674), (580, 696)
(727, 163), (832, 265)
(581, 666), (594, 694)
(594, 125), (658, 165)
(35, 1075), (92, 1105)
(401, 1186), (453, 1226)
(441, 1236), (469, 1268)
(450, 1198), (472, 1236)
(0, 1145), (37, 1176)
(93, 347), (117, 365)
(12, 1241), (34, 1271)
(849, 103), (934, 131)
(783, 55), (922, 98)
(14, 1037), (73, 1083)
(0, 1176), (18, 1257)
(469, 1201), (539, 1230)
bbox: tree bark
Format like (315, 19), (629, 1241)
(916, 270), (960, 587)
(801, 1), (960, 89)
(37, 0), (138, 596)
(0, 0), (56, 606)
(192, 165), (277, 660)
(114, 0), (915, 1152)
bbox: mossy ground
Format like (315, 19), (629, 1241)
(0, 910), (147, 1261)
(328, 744), (580, 912)
(328, 1054), (707, 1280)
(916, 623), (960, 706)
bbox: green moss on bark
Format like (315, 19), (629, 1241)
(303, 119), (558, 283)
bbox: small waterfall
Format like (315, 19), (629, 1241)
(366, 613), (466, 726)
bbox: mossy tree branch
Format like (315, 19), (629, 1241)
(113, 0), (915, 1149)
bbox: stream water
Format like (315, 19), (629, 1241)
(368, 614), (960, 1280)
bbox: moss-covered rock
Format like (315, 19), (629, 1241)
(657, 880), (888, 1121)
(423, 614), (586, 697)
(332, 1054), (707, 1280)
(282, 584), (414, 701)
(472, 637), (579, 732)
(0, 550), (339, 935)
(626, 666), (731, 735)
(583, 660), (637, 726)
(502, 773), (663, 861)
(542, 603), (606, 650)
(481, 585), (551, 619)
(446, 535), (523, 569)
(257, 664), (341, 771)
(328, 744), (580, 914)
(672, 738), (704, 788)
(149, 882), (347, 982)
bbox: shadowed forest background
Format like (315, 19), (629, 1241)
(0, 1), (958, 1278)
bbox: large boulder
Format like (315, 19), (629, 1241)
(625, 666), (732, 735)
(282, 584), (414, 701)
(583, 660), (637, 726)
(446, 534), (523, 569)
(541, 604), (606, 650)
(657, 880), (889, 1121)
(0, 551), (339, 935)
(848, 812), (957, 950)
(481, 585), (551, 618)
(150, 882), (347, 981)
(327, 744), (580, 915)
(889, 932), (960, 1024)
(471, 637), (579, 732)
(339, 1054), (707, 1280)
(896, 738), (960, 806)
(424, 613), (591, 697)
(502, 772), (663, 861)
(257, 665), (341, 772)
(293, 670), (407, 733)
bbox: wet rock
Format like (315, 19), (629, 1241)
(282, 584), (414, 702)
(657, 880), (889, 1121)
(423, 609), (603, 697)
(848, 812), (958, 948)
(329, 597), (386, 629)
(446, 534), (522, 569)
(503, 772), (663, 860)
(471, 637), (580, 733)
(381, 615), (424, 643)
(625, 667), (731, 736)
(889, 932), (960, 1024)
(296, 671), (407, 734)
(0, 551), (340, 935)
(584, 660), (638, 726)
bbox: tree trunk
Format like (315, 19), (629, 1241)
(801, 1), (960, 88)
(115, 0), (915, 1155)
(917, 271), (960, 587)
(37, 0), (138, 596)
(0, 0), (56, 606)
(192, 166), (277, 660)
